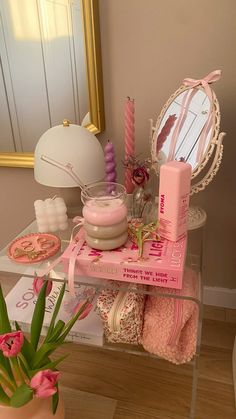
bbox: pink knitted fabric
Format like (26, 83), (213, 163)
(142, 268), (199, 364)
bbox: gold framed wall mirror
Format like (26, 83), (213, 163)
(0, 0), (104, 168)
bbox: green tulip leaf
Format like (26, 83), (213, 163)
(52, 384), (59, 414)
(47, 320), (65, 343)
(0, 352), (15, 382)
(57, 300), (89, 344)
(32, 342), (59, 369)
(30, 282), (47, 350)
(15, 322), (35, 367)
(18, 355), (31, 379)
(45, 283), (66, 342)
(36, 354), (68, 375)
(0, 385), (10, 406)
(10, 383), (33, 408)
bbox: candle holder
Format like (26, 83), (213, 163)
(81, 182), (128, 250)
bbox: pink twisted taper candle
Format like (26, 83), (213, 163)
(104, 140), (117, 183)
(124, 97), (135, 193)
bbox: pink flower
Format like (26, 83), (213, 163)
(33, 275), (52, 297)
(73, 300), (93, 320)
(30, 370), (60, 399)
(0, 331), (24, 357)
(132, 166), (149, 186)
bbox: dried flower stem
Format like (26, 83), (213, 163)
(140, 200), (148, 218)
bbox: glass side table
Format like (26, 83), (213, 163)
(0, 219), (205, 419)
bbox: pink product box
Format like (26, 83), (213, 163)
(62, 229), (187, 290)
(158, 161), (191, 242)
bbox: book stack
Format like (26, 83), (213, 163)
(62, 229), (187, 290)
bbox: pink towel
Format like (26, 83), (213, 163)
(142, 268), (199, 364)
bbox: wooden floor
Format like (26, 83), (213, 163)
(55, 316), (236, 419)
(1, 277), (235, 418)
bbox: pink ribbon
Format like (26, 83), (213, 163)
(68, 230), (85, 296)
(168, 89), (196, 161)
(183, 70), (221, 162)
(168, 70), (221, 163)
(67, 217), (85, 295)
(37, 216), (86, 295)
(183, 69), (221, 90)
(70, 217), (84, 241)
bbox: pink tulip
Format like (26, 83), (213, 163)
(30, 369), (60, 399)
(73, 300), (93, 320)
(33, 275), (52, 297)
(0, 331), (24, 357)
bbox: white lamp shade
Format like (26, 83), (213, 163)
(34, 123), (105, 187)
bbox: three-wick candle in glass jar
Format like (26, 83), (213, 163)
(81, 182), (128, 250)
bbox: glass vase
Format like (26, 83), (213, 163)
(132, 176), (158, 224)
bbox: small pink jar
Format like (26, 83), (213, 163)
(81, 182), (128, 250)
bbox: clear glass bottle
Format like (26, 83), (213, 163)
(132, 170), (159, 224)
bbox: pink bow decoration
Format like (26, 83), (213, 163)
(72, 216), (84, 225)
(35, 216), (85, 296)
(184, 70), (221, 162)
(66, 216), (86, 296)
(183, 69), (221, 89)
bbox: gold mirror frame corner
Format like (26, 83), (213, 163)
(0, 0), (105, 169)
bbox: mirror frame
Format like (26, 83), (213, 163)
(151, 84), (221, 179)
(0, 0), (104, 168)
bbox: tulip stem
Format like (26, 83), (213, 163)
(0, 365), (17, 390)
(9, 358), (25, 386)
(18, 353), (30, 380)
(0, 373), (16, 393)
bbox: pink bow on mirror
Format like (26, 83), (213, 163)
(183, 70), (221, 163)
(183, 69), (221, 89)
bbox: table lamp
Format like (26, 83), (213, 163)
(34, 120), (105, 215)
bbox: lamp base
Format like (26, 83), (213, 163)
(59, 187), (82, 218)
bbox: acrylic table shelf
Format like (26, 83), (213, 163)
(0, 219), (204, 419)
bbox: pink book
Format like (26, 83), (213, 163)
(62, 229), (187, 289)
